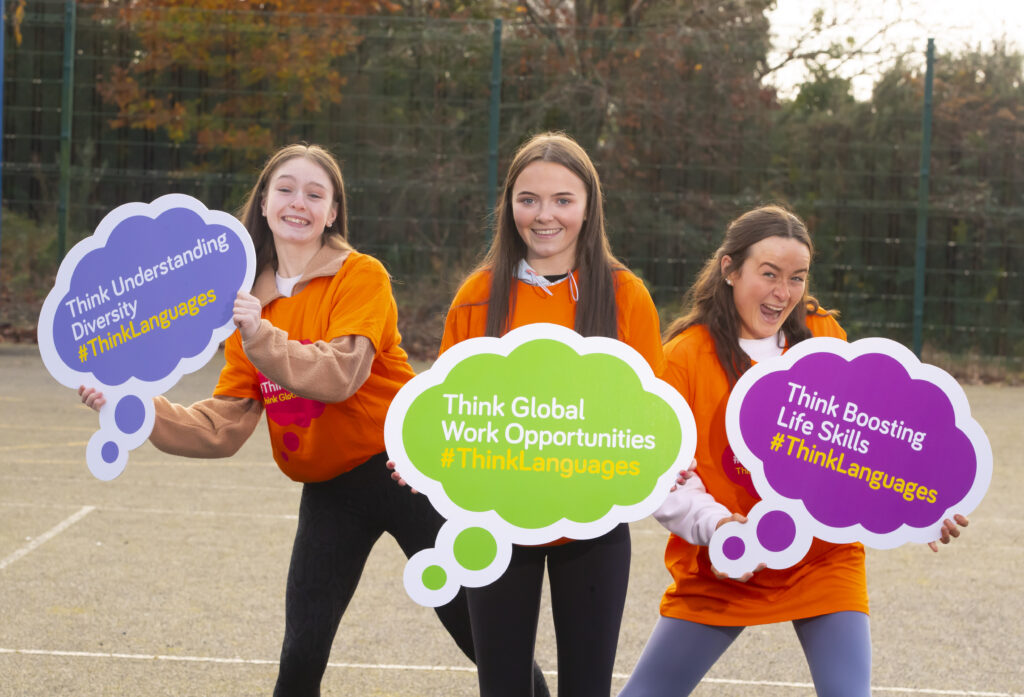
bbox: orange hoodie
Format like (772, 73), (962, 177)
(440, 267), (666, 377)
(658, 312), (869, 626)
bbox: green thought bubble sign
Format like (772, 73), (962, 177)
(384, 323), (697, 607)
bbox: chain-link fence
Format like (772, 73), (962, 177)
(3, 0), (1021, 372)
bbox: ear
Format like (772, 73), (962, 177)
(260, 195), (268, 217)
(721, 254), (734, 282)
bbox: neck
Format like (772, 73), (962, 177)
(525, 256), (573, 276)
(275, 239), (322, 277)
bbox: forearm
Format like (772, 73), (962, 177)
(653, 473), (732, 546)
(242, 319), (374, 403)
(150, 395), (262, 458)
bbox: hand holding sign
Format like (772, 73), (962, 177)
(38, 194), (256, 480)
(710, 337), (992, 578)
(385, 323), (696, 607)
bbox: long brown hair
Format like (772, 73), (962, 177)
(665, 205), (835, 384)
(238, 143), (351, 275)
(476, 132), (622, 338)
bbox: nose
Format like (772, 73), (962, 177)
(773, 278), (790, 301)
(535, 202), (554, 222)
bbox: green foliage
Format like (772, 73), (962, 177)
(91, 0), (399, 169)
(2, 2), (1020, 368)
(767, 43), (1023, 360)
(0, 210), (62, 336)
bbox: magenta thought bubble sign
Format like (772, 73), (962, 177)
(38, 194), (256, 481)
(709, 337), (992, 578)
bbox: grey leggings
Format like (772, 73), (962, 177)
(618, 611), (872, 697)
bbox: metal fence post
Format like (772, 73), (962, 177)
(485, 17), (502, 241)
(57, 0), (76, 261)
(912, 38), (935, 358)
(1, 0), (6, 278)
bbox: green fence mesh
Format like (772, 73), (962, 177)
(3, 1), (1021, 370)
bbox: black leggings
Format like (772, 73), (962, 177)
(272, 451), (548, 697)
(466, 523), (631, 697)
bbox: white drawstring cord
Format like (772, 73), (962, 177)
(515, 259), (577, 302)
(523, 266), (554, 296)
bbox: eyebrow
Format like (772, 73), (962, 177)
(273, 174), (328, 189)
(516, 190), (578, 197)
(760, 261), (809, 274)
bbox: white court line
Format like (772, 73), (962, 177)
(630, 520), (1024, 532)
(1, 474), (292, 494)
(1, 501), (1021, 530)
(0, 649), (1019, 696)
(677, 677), (1023, 696)
(0, 501), (297, 521)
(94, 506), (297, 521)
(5, 458), (278, 468)
(0, 505), (96, 571)
(0, 442), (88, 452)
(0, 423), (94, 432)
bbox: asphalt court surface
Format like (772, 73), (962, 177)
(1, 342), (1021, 696)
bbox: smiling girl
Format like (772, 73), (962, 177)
(440, 132), (665, 696)
(618, 205), (966, 697)
(78, 143), (495, 697)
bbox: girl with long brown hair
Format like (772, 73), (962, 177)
(619, 205), (967, 697)
(438, 131), (666, 696)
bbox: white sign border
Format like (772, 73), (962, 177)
(385, 322), (697, 605)
(720, 336), (992, 559)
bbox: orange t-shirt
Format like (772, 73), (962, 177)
(214, 251), (415, 482)
(658, 312), (869, 626)
(440, 268), (666, 376)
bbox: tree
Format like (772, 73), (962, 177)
(769, 41), (1024, 358)
(93, 0), (398, 165)
(494, 1), (780, 300)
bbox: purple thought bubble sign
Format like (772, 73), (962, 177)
(709, 337), (992, 578)
(38, 194), (256, 481)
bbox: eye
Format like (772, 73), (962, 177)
(277, 186), (292, 194)
(763, 271), (776, 279)
(557, 197), (572, 205)
(791, 275), (805, 283)
(518, 197), (536, 205)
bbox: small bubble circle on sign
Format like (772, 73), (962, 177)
(453, 527), (498, 571)
(101, 441), (119, 464)
(114, 395), (146, 434)
(422, 565), (447, 591)
(722, 536), (745, 561)
(757, 510), (797, 553)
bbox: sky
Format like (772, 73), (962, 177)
(765, 0), (1023, 98)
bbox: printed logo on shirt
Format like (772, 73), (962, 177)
(721, 444), (758, 498)
(256, 341), (326, 462)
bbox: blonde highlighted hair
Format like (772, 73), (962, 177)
(238, 143), (352, 275)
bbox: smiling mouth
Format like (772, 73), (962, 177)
(761, 303), (785, 322)
(531, 228), (562, 238)
(282, 216), (310, 226)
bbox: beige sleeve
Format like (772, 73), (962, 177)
(241, 319), (375, 404)
(150, 394), (263, 458)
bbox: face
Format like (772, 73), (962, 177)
(261, 157), (337, 251)
(724, 235), (811, 340)
(511, 160), (587, 275)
